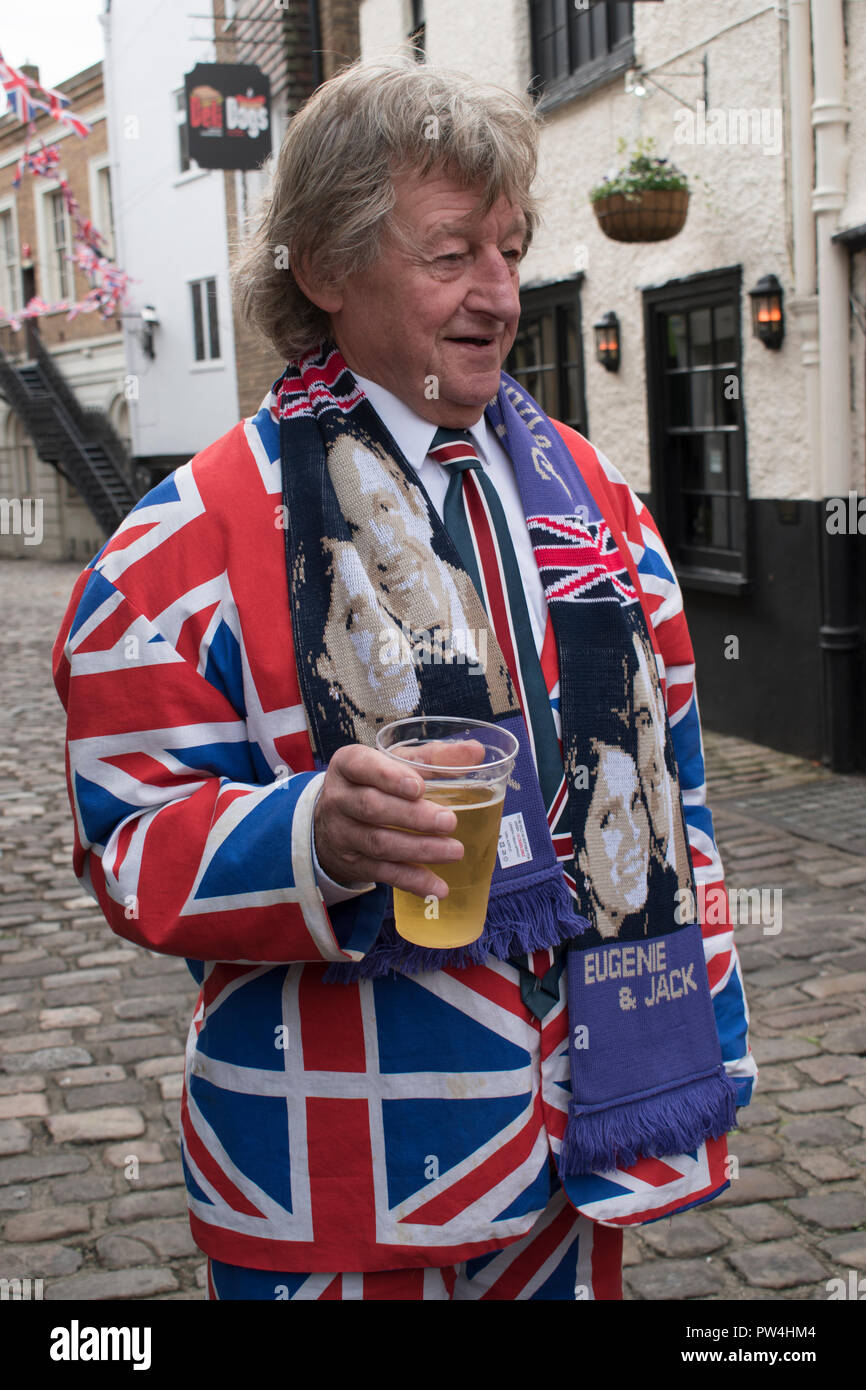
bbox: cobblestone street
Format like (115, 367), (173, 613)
(2, 557), (865, 1302)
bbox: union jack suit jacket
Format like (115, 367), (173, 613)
(52, 387), (756, 1277)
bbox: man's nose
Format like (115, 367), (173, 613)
(463, 248), (521, 322)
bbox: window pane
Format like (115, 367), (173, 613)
(610, 1), (634, 45)
(590, 0), (608, 58)
(177, 90), (190, 173)
(709, 495), (730, 548)
(690, 370), (714, 429)
(716, 368), (739, 426)
(690, 308), (713, 366)
(668, 372), (690, 427)
(704, 432), (728, 489)
(206, 278), (220, 359)
(678, 435), (704, 492)
(191, 281), (204, 360)
(570, 6), (592, 69)
(565, 364), (582, 425)
(0, 212), (18, 312)
(713, 303), (736, 364)
(51, 192), (70, 300)
(664, 312), (688, 370)
(511, 317), (543, 373)
(99, 168), (115, 257)
(564, 305), (578, 365)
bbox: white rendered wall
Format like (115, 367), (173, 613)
(102, 0), (239, 462)
(359, 0), (835, 502)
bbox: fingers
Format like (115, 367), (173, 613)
(387, 738), (487, 772)
(314, 743), (468, 896)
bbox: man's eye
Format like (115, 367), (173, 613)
(437, 253), (464, 263)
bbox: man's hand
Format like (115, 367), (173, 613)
(313, 743), (474, 899)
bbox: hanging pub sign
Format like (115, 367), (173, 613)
(184, 63), (272, 170)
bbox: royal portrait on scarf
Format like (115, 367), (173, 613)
(570, 605), (692, 945)
(311, 429), (512, 746)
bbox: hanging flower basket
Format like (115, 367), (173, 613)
(589, 137), (692, 244)
(591, 187), (690, 243)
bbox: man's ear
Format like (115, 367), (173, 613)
(291, 251), (344, 314)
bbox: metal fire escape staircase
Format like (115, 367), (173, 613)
(0, 336), (143, 535)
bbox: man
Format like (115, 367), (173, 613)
(53, 59), (755, 1301)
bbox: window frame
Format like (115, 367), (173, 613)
(36, 181), (74, 305)
(643, 265), (751, 594)
(175, 87), (197, 177)
(0, 199), (21, 315)
(190, 275), (222, 364)
(528, 0), (635, 112)
(88, 156), (116, 262)
(505, 274), (588, 438)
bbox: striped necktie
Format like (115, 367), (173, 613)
(428, 426), (569, 1018)
(428, 426), (562, 805)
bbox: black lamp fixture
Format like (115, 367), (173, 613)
(748, 274), (784, 349)
(594, 311), (620, 371)
(140, 304), (159, 360)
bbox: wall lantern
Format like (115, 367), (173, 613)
(748, 274), (784, 349)
(594, 311), (620, 371)
(140, 304), (160, 360)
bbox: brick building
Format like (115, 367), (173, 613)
(0, 62), (128, 560)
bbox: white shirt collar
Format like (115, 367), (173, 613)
(352, 371), (494, 472)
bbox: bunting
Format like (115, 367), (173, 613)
(0, 46), (130, 330)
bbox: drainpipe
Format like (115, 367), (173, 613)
(785, 0), (819, 483)
(309, 0), (323, 90)
(811, 0), (858, 769)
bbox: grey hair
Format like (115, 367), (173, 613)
(232, 56), (541, 363)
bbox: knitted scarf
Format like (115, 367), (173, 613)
(276, 343), (737, 1178)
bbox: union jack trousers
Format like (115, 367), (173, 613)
(51, 383), (756, 1286)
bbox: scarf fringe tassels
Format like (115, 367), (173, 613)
(324, 867), (586, 981)
(559, 1067), (739, 1176)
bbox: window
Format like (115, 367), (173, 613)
(529, 0), (634, 108)
(506, 278), (587, 436)
(47, 188), (73, 301)
(224, 0), (237, 22)
(0, 207), (20, 313)
(190, 277), (221, 361)
(644, 268), (749, 587)
(176, 88), (198, 175)
(409, 0), (426, 59)
(91, 162), (115, 261)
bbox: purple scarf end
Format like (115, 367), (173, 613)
(557, 1068), (739, 1177)
(324, 871), (586, 982)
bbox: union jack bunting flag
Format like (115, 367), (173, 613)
(52, 388), (755, 1280)
(0, 52), (91, 135)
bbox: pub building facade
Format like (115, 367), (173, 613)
(357, 0), (866, 773)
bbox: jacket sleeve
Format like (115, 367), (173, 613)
(593, 452), (758, 1108)
(52, 565), (387, 965)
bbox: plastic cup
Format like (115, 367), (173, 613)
(376, 716), (519, 948)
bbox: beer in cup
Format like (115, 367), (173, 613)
(376, 717), (519, 948)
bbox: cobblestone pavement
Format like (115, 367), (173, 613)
(1, 558), (865, 1302)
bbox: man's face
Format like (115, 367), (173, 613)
(324, 168), (526, 426)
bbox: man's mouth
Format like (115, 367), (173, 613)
(448, 336), (497, 348)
